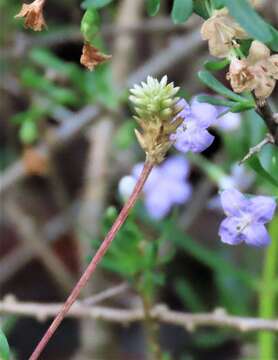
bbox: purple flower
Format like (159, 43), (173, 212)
(208, 164), (255, 211)
(219, 188), (276, 247)
(171, 98), (217, 153)
(214, 106), (241, 132)
(129, 155), (192, 220)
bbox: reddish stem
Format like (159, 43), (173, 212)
(29, 161), (153, 360)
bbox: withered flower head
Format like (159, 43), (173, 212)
(15, 0), (46, 31)
(201, 7), (248, 58)
(23, 147), (48, 176)
(129, 76), (183, 164)
(227, 41), (278, 103)
(80, 43), (111, 71)
(250, 0), (266, 8)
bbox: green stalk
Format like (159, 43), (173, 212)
(258, 216), (278, 360)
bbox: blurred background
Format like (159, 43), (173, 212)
(1, 0), (278, 359)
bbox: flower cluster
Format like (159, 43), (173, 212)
(228, 40), (278, 103)
(202, 6), (278, 103)
(219, 189), (276, 247)
(129, 76), (183, 163)
(201, 8), (247, 58)
(119, 156), (192, 220)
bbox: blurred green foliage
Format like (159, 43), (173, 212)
(0, 328), (10, 360)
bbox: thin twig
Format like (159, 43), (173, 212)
(29, 161), (153, 360)
(240, 133), (274, 164)
(2, 18), (198, 60)
(0, 201), (80, 286)
(5, 200), (76, 293)
(2, 300), (278, 332)
(81, 282), (129, 306)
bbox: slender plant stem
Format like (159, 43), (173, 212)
(29, 160), (153, 360)
(258, 216), (278, 360)
(141, 294), (163, 360)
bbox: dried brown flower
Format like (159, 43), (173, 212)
(250, 0), (266, 8)
(15, 0), (46, 31)
(23, 147), (48, 176)
(201, 8), (248, 58)
(227, 41), (278, 103)
(80, 43), (111, 71)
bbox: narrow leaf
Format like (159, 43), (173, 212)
(230, 102), (255, 113)
(193, 0), (210, 19)
(0, 329), (10, 360)
(198, 70), (246, 102)
(204, 58), (229, 71)
(146, 0), (160, 16)
(81, 8), (100, 42)
(197, 95), (236, 108)
(171, 0), (193, 24)
(223, 0), (273, 44)
(81, 0), (113, 9)
(211, 0), (225, 8)
(248, 156), (278, 188)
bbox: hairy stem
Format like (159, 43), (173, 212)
(141, 294), (163, 360)
(29, 160), (153, 360)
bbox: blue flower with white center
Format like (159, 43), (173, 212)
(119, 155), (192, 220)
(219, 188), (276, 247)
(171, 98), (217, 153)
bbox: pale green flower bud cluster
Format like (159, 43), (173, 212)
(129, 76), (183, 164)
(129, 76), (180, 123)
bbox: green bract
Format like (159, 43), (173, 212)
(129, 76), (180, 123)
(129, 76), (182, 163)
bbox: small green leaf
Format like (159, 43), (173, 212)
(20, 120), (38, 144)
(229, 101), (255, 113)
(211, 0), (225, 9)
(0, 328), (10, 360)
(81, 0), (113, 9)
(198, 70), (247, 102)
(223, 0), (273, 44)
(247, 156), (278, 188)
(204, 58), (230, 71)
(146, 0), (160, 16)
(171, 0), (193, 24)
(81, 8), (100, 42)
(193, 0), (210, 19)
(197, 95), (236, 108)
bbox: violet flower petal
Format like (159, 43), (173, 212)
(176, 98), (191, 119)
(144, 189), (172, 220)
(174, 127), (214, 153)
(191, 97), (218, 128)
(243, 223), (270, 247)
(161, 155), (190, 179)
(249, 196), (276, 224)
(220, 188), (248, 217)
(219, 217), (244, 245)
(170, 182), (192, 204)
